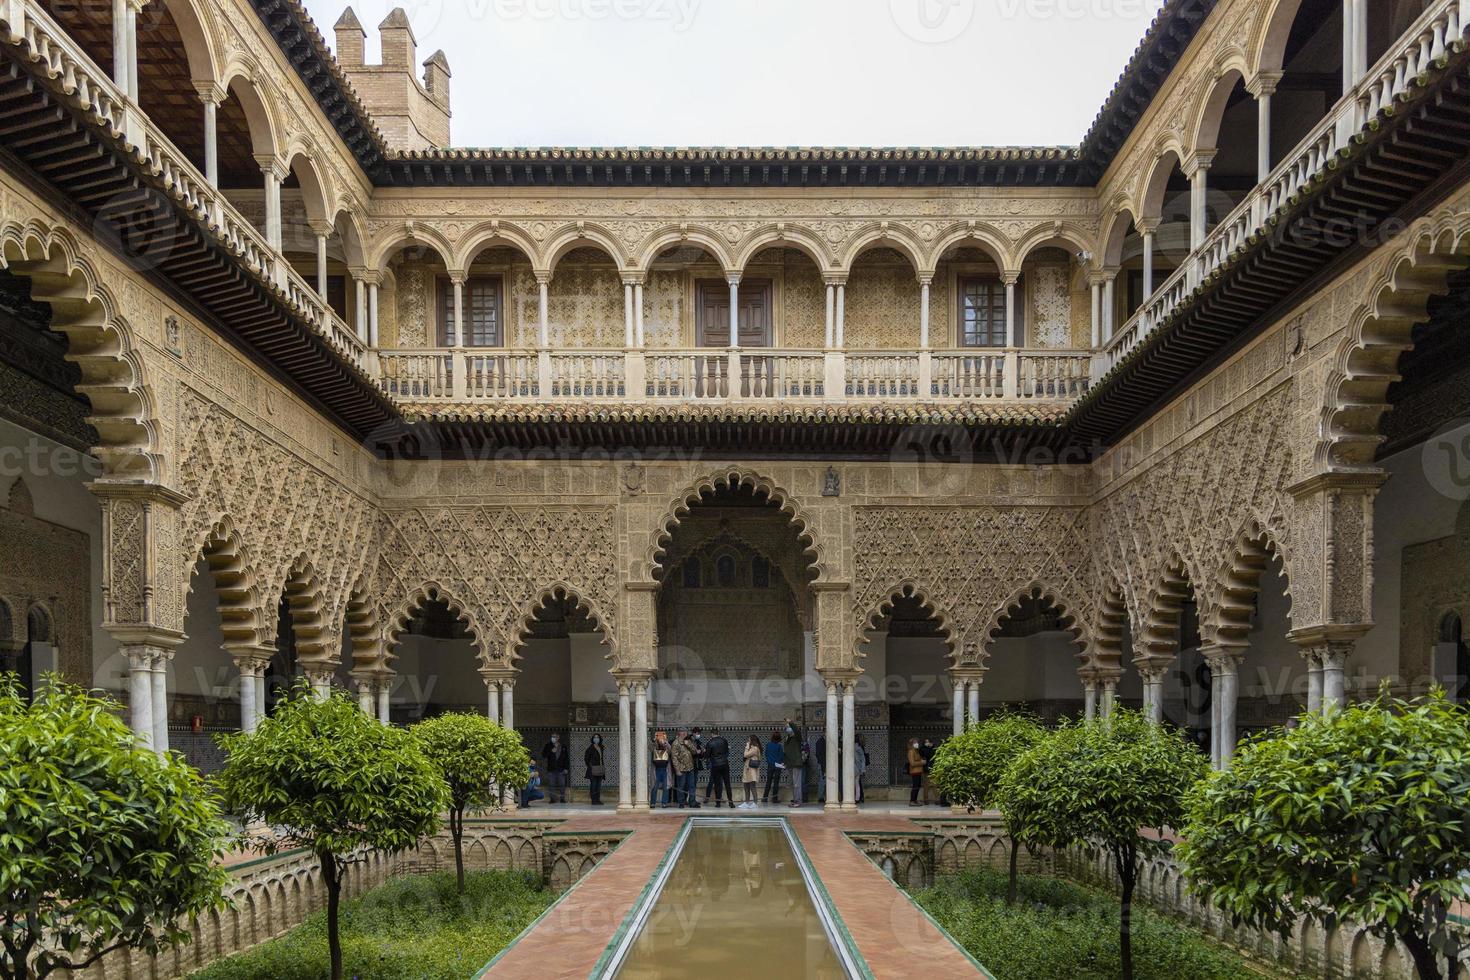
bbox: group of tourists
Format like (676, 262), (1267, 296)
(521, 732), (608, 808)
(650, 721), (868, 808)
(905, 736), (946, 807)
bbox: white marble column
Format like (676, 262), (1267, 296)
(486, 678), (501, 722)
(1100, 676), (1117, 718)
(824, 282), (836, 347)
(112, 0), (130, 92)
(452, 274), (465, 347)
(1090, 279), (1102, 348)
(376, 678), (391, 724)
(308, 670), (331, 699)
(633, 281), (645, 347)
(841, 681), (857, 809)
(123, 0), (140, 100)
(1141, 666), (1166, 723)
(261, 163), (283, 252)
(1141, 228), (1155, 299)
(633, 680), (650, 810)
(967, 678), (980, 727)
(1102, 274), (1116, 339)
(824, 681), (840, 811)
(1254, 76), (1277, 181)
(500, 678), (515, 731)
(354, 278), (368, 342)
(617, 682), (633, 811)
(254, 671), (267, 724)
(727, 275), (740, 346)
(1003, 275), (1017, 347)
(536, 275), (550, 346)
(356, 677), (373, 716)
(200, 88), (220, 187)
(1320, 645), (1349, 713)
(1304, 649), (1323, 714)
(835, 282), (846, 347)
(368, 281), (380, 347)
(126, 646), (154, 750)
(951, 678), (965, 736)
(1082, 678), (1098, 721)
(238, 656), (266, 733)
(150, 650), (170, 753)
(1189, 162), (1211, 249)
(1217, 657), (1239, 766)
(623, 281), (635, 347)
(316, 233), (329, 298)
(919, 277), (932, 348)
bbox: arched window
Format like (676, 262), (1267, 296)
(1436, 612), (1467, 704)
(716, 554), (737, 588)
(682, 558), (701, 589)
(752, 556), (771, 589)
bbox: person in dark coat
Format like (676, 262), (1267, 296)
(762, 732), (784, 803)
(782, 722), (804, 807)
(541, 733), (570, 804)
(584, 734), (606, 805)
(703, 727), (732, 808)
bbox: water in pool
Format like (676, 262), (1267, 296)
(614, 823), (847, 978)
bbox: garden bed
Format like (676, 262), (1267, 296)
(190, 870), (553, 980)
(911, 867), (1303, 980)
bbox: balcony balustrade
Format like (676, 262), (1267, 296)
(376, 346), (1094, 405)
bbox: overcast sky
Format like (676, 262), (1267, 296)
(303, 0), (1167, 147)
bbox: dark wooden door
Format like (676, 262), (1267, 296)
(696, 279), (772, 347)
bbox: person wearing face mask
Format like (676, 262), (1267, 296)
(541, 733), (570, 805)
(585, 734), (606, 806)
(907, 738), (926, 806)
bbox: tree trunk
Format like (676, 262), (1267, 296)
(1116, 844), (1136, 980)
(322, 851), (343, 980)
(1007, 837), (1020, 905)
(452, 807), (466, 894)
(1399, 929), (1444, 980)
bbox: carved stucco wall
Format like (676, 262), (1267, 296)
(0, 479), (90, 680)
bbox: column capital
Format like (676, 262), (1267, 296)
(254, 154), (287, 180)
(724, 272), (742, 287)
(822, 273), (848, 288)
(1200, 645), (1244, 674)
(192, 80), (225, 106)
(108, 625), (184, 651)
(308, 219), (335, 239)
(620, 271), (647, 287)
(533, 269), (552, 287)
(231, 644), (274, 675)
(1134, 217), (1160, 235)
(447, 269), (468, 285)
(1248, 71), (1283, 98)
(1000, 270), (1021, 286)
(916, 271), (935, 287)
(1184, 150), (1216, 176)
(479, 666), (518, 685)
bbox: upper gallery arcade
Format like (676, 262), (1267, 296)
(2, 0), (1470, 810)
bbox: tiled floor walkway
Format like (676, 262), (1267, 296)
(485, 809), (983, 979)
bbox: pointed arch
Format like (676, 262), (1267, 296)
(635, 225), (737, 274)
(279, 557), (329, 663)
(732, 224), (836, 275)
(541, 223), (630, 275)
(1318, 212), (1470, 471)
(343, 581), (387, 675)
(1208, 523), (1293, 651)
(1139, 555), (1196, 665)
(0, 222), (161, 481)
(1088, 576), (1132, 674)
(854, 581), (956, 662)
(640, 469), (825, 585)
(385, 582), (488, 662)
(188, 519), (265, 652)
(511, 582), (617, 667)
(984, 581), (1088, 661)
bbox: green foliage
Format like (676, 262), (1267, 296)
(1177, 690), (1470, 980)
(412, 713), (530, 814)
(997, 710), (1208, 979)
(411, 713), (530, 892)
(998, 711), (1207, 860)
(215, 686), (446, 858)
(930, 712), (1045, 812)
(189, 870), (551, 980)
(0, 675), (232, 979)
(215, 684), (447, 980)
(913, 868), (1293, 980)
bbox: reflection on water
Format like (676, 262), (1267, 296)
(615, 824), (846, 979)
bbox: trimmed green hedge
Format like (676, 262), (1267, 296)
(912, 868), (1303, 980)
(190, 870), (552, 980)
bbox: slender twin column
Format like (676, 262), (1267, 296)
(617, 681), (633, 811)
(950, 670), (987, 731)
(1202, 648), (1242, 769)
(1002, 274), (1018, 347)
(195, 83), (222, 187)
(726, 275), (741, 346)
(376, 677), (391, 724)
(1139, 223), (1156, 300)
(451, 273), (466, 347)
(824, 681), (840, 810)
(236, 649), (272, 733)
(536, 274), (551, 346)
(122, 638), (178, 754)
(1294, 636), (1355, 715)
(258, 158), (284, 253)
(1139, 664), (1168, 724)
(823, 277), (847, 348)
(918, 276), (932, 348)
(633, 677), (650, 810)
(1082, 676), (1098, 721)
(1089, 277), (1103, 348)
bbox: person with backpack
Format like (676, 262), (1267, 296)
(703, 727), (732, 808)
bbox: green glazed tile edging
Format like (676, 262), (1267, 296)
(469, 831), (631, 979)
(841, 830), (997, 980)
(586, 817), (692, 978)
(783, 819), (875, 980)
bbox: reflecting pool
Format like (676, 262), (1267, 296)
(611, 821), (852, 979)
